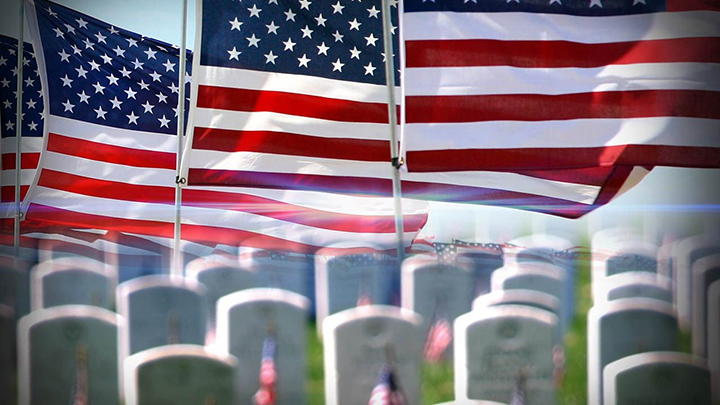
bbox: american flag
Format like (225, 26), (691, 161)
(0, 36), (43, 218)
(182, 0), (645, 218)
(253, 336), (277, 405)
(22, 0), (428, 256)
(368, 365), (405, 405)
(423, 316), (452, 363)
(402, 0), (720, 171)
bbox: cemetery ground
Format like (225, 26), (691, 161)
(303, 253), (692, 405)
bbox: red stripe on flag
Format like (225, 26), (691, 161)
(405, 144), (720, 171)
(182, 188), (428, 234)
(406, 90), (719, 123)
(37, 169), (176, 205)
(665, 0), (720, 11)
(406, 37), (720, 68)
(1, 153), (41, 170)
(47, 133), (176, 170)
(1, 186), (29, 202)
(25, 203), (174, 237)
(197, 85), (390, 123)
(192, 127), (390, 162)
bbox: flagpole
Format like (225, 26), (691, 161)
(172, 0), (188, 277)
(381, 0), (405, 263)
(14, 0), (25, 266)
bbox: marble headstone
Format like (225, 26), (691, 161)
(216, 288), (310, 404)
(472, 290), (562, 345)
(0, 304), (14, 405)
(401, 254), (474, 360)
(185, 255), (255, 330)
(491, 264), (568, 334)
(454, 305), (558, 404)
(674, 234), (720, 330)
(18, 305), (121, 405)
(592, 240), (658, 300)
(117, 275), (207, 360)
(123, 345), (236, 405)
(587, 299), (679, 405)
(0, 264), (29, 319)
(455, 242), (504, 297)
(315, 246), (396, 334)
(603, 352), (711, 405)
(708, 279), (720, 403)
(691, 254), (720, 357)
(323, 306), (423, 405)
(239, 248), (314, 310)
(31, 265), (115, 311)
(597, 272), (673, 304)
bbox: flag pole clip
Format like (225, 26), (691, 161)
(175, 176), (186, 185)
(391, 157), (404, 169)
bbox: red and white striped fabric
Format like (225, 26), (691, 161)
(21, 0), (429, 256)
(402, 0), (720, 172)
(423, 317), (452, 363)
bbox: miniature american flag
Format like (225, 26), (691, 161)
(253, 336), (277, 405)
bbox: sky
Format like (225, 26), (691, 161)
(1, 0), (718, 242)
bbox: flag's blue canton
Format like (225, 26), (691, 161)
(0, 36), (44, 139)
(200, 0), (400, 86)
(34, 0), (192, 135)
(403, 0), (665, 16)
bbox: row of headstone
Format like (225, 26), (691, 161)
(17, 285), (310, 405)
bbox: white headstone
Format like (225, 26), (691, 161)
(216, 288), (310, 404)
(674, 234), (720, 330)
(454, 305), (558, 404)
(185, 255), (255, 330)
(691, 254), (720, 357)
(0, 264), (29, 319)
(597, 272), (673, 304)
(472, 289), (562, 345)
(587, 299), (679, 405)
(603, 352), (711, 405)
(708, 279), (720, 403)
(323, 306), (423, 405)
(592, 240), (658, 300)
(491, 264), (568, 334)
(315, 246), (397, 335)
(239, 248), (314, 309)
(0, 304), (14, 405)
(117, 275), (207, 360)
(455, 242), (505, 296)
(401, 255), (474, 360)
(123, 344), (237, 405)
(31, 263), (115, 311)
(18, 305), (121, 405)
(507, 234), (578, 336)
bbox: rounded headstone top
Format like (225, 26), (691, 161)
(18, 304), (120, 329)
(322, 305), (423, 336)
(124, 344), (237, 369)
(401, 254), (472, 273)
(509, 233), (575, 251)
(589, 297), (677, 318)
(457, 304), (557, 330)
(692, 253), (720, 273)
(185, 255), (248, 279)
(600, 271), (673, 291)
(32, 256), (109, 275)
(117, 274), (206, 296)
(217, 287), (310, 312)
(472, 289), (560, 312)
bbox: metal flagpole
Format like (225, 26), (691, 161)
(172, 0), (189, 276)
(381, 0), (405, 263)
(14, 0), (25, 266)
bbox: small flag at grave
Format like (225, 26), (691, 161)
(423, 317), (452, 363)
(253, 336), (277, 405)
(509, 367), (528, 405)
(369, 364), (404, 405)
